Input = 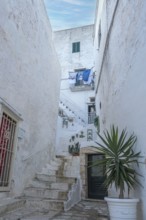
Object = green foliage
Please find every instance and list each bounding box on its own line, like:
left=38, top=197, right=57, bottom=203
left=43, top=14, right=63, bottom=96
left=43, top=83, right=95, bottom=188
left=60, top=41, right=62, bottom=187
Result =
left=79, top=131, right=85, bottom=138
left=68, top=135, right=80, bottom=156
left=68, top=142, right=80, bottom=155
left=94, top=116, right=100, bottom=133
left=94, top=125, right=142, bottom=198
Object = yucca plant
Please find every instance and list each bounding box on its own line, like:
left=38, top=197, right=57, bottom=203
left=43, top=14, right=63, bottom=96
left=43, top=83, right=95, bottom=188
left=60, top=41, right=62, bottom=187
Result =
left=94, top=125, right=141, bottom=198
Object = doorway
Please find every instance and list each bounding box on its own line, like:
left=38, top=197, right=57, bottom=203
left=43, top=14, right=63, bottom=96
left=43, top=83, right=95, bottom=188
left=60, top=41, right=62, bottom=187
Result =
left=87, top=104, right=96, bottom=124
left=87, top=154, right=107, bottom=199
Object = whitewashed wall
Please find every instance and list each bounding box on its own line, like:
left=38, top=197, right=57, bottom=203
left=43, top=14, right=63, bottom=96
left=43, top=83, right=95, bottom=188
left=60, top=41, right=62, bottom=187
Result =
left=94, top=0, right=146, bottom=219
left=53, top=25, right=95, bottom=113
left=53, top=25, right=95, bottom=156
left=0, top=0, right=61, bottom=196
left=54, top=25, right=94, bottom=75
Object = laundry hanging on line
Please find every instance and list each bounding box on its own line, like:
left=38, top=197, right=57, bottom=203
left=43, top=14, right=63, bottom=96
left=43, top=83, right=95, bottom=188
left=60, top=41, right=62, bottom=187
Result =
left=69, top=72, right=77, bottom=85
left=83, top=69, right=91, bottom=81
left=68, top=69, right=94, bottom=85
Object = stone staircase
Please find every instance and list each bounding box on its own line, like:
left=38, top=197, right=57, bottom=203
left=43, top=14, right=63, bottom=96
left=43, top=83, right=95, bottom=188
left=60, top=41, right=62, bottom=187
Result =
left=0, top=198, right=26, bottom=217
left=59, top=96, right=87, bottom=127
left=0, top=157, right=78, bottom=219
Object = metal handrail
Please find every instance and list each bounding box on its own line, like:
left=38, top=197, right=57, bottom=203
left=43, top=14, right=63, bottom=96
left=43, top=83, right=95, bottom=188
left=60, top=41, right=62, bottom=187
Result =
left=60, top=94, right=87, bottom=125
left=88, top=112, right=96, bottom=124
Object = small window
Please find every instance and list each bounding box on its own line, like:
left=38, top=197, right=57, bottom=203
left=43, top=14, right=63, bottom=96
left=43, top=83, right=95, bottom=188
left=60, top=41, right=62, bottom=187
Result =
left=90, top=97, right=95, bottom=103
left=72, top=42, right=80, bottom=53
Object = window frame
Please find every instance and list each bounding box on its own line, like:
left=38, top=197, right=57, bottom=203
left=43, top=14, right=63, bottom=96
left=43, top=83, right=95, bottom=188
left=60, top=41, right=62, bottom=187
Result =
left=0, top=100, right=21, bottom=191
left=72, top=42, right=80, bottom=53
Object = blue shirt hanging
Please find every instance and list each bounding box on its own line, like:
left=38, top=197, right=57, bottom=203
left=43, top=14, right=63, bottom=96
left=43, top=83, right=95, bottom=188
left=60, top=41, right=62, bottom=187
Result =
left=83, top=69, right=91, bottom=82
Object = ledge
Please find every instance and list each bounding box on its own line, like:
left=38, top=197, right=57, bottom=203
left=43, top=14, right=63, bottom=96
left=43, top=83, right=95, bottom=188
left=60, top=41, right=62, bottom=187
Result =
left=70, top=85, right=94, bottom=92
left=0, top=97, right=23, bottom=120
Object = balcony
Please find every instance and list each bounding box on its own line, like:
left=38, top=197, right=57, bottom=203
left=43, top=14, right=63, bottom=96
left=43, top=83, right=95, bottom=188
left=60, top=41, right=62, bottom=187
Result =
left=69, top=69, right=94, bottom=92
left=88, top=112, right=96, bottom=124
left=70, top=81, right=94, bottom=92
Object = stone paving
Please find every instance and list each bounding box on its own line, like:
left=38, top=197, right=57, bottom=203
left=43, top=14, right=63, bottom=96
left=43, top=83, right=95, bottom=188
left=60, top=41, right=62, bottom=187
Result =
left=0, top=200, right=108, bottom=220
left=51, top=200, right=108, bottom=220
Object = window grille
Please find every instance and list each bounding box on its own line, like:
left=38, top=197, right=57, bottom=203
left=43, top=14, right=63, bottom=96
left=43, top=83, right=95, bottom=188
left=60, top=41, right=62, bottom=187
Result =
left=0, top=112, right=17, bottom=189
left=88, top=104, right=96, bottom=124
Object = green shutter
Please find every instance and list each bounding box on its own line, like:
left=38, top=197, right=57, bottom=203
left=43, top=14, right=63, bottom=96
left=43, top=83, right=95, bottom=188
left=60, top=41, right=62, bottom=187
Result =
left=72, top=42, right=80, bottom=53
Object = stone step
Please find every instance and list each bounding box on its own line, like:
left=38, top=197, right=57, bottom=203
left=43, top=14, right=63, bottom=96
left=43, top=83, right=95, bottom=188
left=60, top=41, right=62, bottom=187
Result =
left=42, top=165, right=58, bottom=173
left=50, top=200, right=108, bottom=220
left=38, top=169, right=57, bottom=176
left=50, top=159, right=62, bottom=167
left=54, top=157, right=63, bottom=165
left=0, top=200, right=109, bottom=220
left=0, top=198, right=26, bottom=217
left=24, top=197, right=64, bottom=211
left=42, top=161, right=62, bottom=171
left=35, top=173, right=76, bottom=184
left=0, top=206, right=61, bottom=220
left=23, top=187, right=68, bottom=200
left=29, top=180, right=70, bottom=191
left=40, top=158, right=64, bottom=176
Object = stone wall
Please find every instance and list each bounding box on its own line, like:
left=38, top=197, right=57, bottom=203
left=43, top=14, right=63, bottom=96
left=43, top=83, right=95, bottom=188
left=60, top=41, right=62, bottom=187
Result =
left=0, top=0, right=61, bottom=196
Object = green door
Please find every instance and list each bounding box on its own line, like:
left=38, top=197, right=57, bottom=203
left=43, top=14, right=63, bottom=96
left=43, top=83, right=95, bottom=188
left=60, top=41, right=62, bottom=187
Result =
left=87, top=154, right=107, bottom=199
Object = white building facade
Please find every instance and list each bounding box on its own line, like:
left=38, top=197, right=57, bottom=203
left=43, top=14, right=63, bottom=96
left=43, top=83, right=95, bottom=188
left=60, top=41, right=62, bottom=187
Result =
left=54, top=25, right=97, bottom=156
left=94, top=0, right=146, bottom=219
left=0, top=0, right=61, bottom=198
left=53, top=25, right=109, bottom=201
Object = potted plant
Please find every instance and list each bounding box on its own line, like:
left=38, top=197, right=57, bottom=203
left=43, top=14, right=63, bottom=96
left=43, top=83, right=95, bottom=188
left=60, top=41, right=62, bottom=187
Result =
left=68, top=135, right=80, bottom=156
left=94, top=116, right=100, bottom=134
left=93, top=125, right=141, bottom=220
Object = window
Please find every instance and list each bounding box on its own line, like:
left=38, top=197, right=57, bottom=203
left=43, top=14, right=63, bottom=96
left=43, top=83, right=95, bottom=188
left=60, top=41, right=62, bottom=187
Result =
left=90, top=97, right=95, bottom=103
left=88, top=104, right=96, bottom=124
left=0, top=99, right=22, bottom=191
left=0, top=112, right=17, bottom=189
left=72, top=42, right=80, bottom=53
left=69, top=68, right=95, bottom=91
left=98, top=21, right=101, bottom=49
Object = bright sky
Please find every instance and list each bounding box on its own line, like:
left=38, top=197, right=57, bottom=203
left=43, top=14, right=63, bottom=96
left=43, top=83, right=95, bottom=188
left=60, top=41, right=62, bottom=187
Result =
left=44, top=0, right=96, bottom=31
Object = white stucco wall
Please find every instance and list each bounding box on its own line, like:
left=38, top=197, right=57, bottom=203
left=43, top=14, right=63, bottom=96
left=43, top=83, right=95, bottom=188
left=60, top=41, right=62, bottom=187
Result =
left=53, top=25, right=96, bottom=155
left=0, top=0, right=61, bottom=196
left=53, top=25, right=95, bottom=113
left=54, top=25, right=94, bottom=74
left=94, top=0, right=146, bottom=219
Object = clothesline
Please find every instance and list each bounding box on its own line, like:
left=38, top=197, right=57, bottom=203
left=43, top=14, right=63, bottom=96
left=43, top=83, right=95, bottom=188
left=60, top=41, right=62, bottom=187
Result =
left=69, top=68, right=94, bottom=86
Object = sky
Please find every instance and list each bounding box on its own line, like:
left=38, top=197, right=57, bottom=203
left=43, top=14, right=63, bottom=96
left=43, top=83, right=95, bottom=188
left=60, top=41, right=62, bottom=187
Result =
left=44, top=0, right=96, bottom=31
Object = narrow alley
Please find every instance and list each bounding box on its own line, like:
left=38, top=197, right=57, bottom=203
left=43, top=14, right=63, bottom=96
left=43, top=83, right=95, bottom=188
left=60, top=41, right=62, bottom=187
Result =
left=0, top=0, right=146, bottom=219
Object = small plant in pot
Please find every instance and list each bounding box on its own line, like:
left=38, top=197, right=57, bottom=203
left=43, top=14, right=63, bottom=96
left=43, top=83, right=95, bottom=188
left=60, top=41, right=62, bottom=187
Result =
left=93, top=125, right=142, bottom=220
left=68, top=135, right=80, bottom=156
